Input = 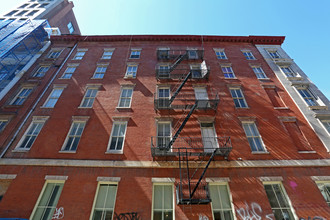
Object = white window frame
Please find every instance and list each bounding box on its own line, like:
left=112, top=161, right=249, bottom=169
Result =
left=279, top=66, right=297, bottom=78
left=209, top=182, right=235, bottom=220
left=157, top=86, right=171, bottom=109
left=30, top=180, right=65, bottom=220
left=47, top=49, right=62, bottom=59
left=229, top=88, right=248, bottom=108
left=15, top=116, right=48, bottom=151
left=101, top=49, right=114, bottom=60
left=187, top=49, right=198, bottom=59
left=263, top=181, right=297, bottom=220
left=60, top=65, right=78, bottom=79
left=315, top=181, right=330, bottom=207
left=73, top=49, right=87, bottom=60
left=221, top=65, right=235, bottom=79
left=107, top=121, right=128, bottom=153
left=89, top=181, right=118, bottom=220
left=268, top=50, right=280, bottom=59
left=296, top=87, right=318, bottom=107
left=42, top=86, right=65, bottom=108
left=79, top=86, right=99, bottom=108
left=33, top=65, right=50, bottom=77
left=118, top=86, right=133, bottom=108
left=125, top=64, right=138, bottom=78
left=61, top=119, right=87, bottom=153
left=92, top=65, right=108, bottom=79
left=11, top=87, right=33, bottom=105
left=156, top=121, right=172, bottom=149
left=129, top=49, right=141, bottom=59
left=242, top=50, right=255, bottom=60
left=241, top=121, right=267, bottom=153
left=214, top=48, right=227, bottom=59
left=0, top=119, right=9, bottom=132
left=151, top=183, right=175, bottom=220
left=251, top=66, right=267, bottom=79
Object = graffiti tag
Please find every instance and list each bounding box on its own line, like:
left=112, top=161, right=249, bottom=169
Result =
left=52, top=207, right=64, bottom=219
left=198, top=214, right=209, bottom=220
left=236, top=202, right=274, bottom=220
left=114, top=212, right=141, bottom=220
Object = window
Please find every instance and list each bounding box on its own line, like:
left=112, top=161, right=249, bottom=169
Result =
left=91, top=183, right=118, bottom=220
left=242, top=51, right=255, bottom=60
left=19, top=4, right=29, bottom=8
left=61, top=121, right=86, bottom=152
left=101, top=49, right=114, bottom=59
left=321, top=121, right=330, bottom=134
left=316, top=182, right=330, bottom=207
left=157, top=87, right=170, bottom=108
left=158, top=48, right=169, bottom=59
left=280, top=66, right=296, bottom=77
left=80, top=88, right=98, bottom=108
left=28, top=3, right=39, bottom=8
left=43, top=87, right=64, bottom=108
left=5, top=10, right=18, bottom=16
left=221, top=66, right=235, bottom=78
left=229, top=88, right=247, bottom=108
left=152, top=184, right=174, bottom=220
left=130, top=50, right=141, bottom=59
left=214, top=49, right=227, bottom=59
left=263, top=183, right=295, bottom=219
left=33, top=66, right=49, bottom=77
left=209, top=184, right=234, bottom=220
left=118, top=87, right=133, bottom=108
left=61, top=66, right=76, bottom=79
left=108, top=121, right=127, bottom=152
left=11, top=87, right=33, bottom=105
left=242, top=122, right=266, bottom=152
left=190, top=64, right=203, bottom=78
left=252, top=66, right=267, bottom=79
left=26, top=10, right=38, bottom=16
left=269, top=51, right=280, bottom=59
left=47, top=49, right=62, bottom=59
left=30, top=182, right=64, bottom=220
left=67, top=22, right=74, bottom=34
left=92, top=65, right=107, bottom=79
left=125, top=65, right=138, bottom=78
left=73, top=51, right=86, bottom=60
left=297, top=88, right=318, bottom=106
left=16, top=10, right=28, bottom=16
left=157, top=122, right=171, bottom=149
left=39, top=3, right=49, bottom=8
left=187, top=50, right=198, bottom=59
left=16, top=117, right=47, bottom=150
left=0, top=120, right=8, bottom=132
left=158, top=65, right=170, bottom=78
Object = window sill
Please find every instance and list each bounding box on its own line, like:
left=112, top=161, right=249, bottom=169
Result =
left=58, top=78, right=71, bottom=80
left=116, top=107, right=132, bottom=110
left=105, top=150, right=123, bottom=154
left=309, top=106, right=328, bottom=110
left=258, top=78, right=270, bottom=81
left=235, top=107, right=250, bottom=109
left=129, top=57, right=140, bottom=59
left=78, top=106, right=93, bottom=109
left=286, top=76, right=303, bottom=81
left=124, top=76, right=136, bottom=79
left=251, top=151, right=270, bottom=154
left=12, top=149, right=29, bottom=153
left=274, top=107, right=289, bottom=110
left=91, top=77, right=104, bottom=80
left=59, top=150, right=76, bottom=153
left=298, top=151, right=317, bottom=154
left=40, top=106, right=54, bottom=109
left=224, top=77, right=238, bottom=80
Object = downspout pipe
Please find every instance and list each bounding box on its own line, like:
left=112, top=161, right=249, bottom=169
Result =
left=0, top=42, right=78, bottom=158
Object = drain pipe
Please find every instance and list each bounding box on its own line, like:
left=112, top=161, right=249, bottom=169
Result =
left=0, top=42, right=78, bottom=158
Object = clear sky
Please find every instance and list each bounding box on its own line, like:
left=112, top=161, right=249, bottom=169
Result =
left=1, top=0, right=329, bottom=99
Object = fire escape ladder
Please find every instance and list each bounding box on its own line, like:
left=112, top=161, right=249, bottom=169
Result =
left=170, top=53, right=188, bottom=72
left=169, top=71, right=192, bottom=104
left=189, top=148, right=217, bottom=199
left=167, top=102, right=197, bottom=150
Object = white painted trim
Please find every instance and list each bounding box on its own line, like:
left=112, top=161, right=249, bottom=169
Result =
left=259, top=176, right=283, bottom=182
left=0, top=174, right=17, bottom=179
left=45, top=175, right=68, bottom=180
left=0, top=158, right=330, bottom=168
left=152, top=178, right=175, bottom=183
left=206, top=177, right=230, bottom=183
left=311, top=176, right=330, bottom=181
left=97, top=177, right=121, bottom=182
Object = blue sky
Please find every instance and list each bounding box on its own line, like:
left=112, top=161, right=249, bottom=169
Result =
left=1, top=0, right=329, bottom=99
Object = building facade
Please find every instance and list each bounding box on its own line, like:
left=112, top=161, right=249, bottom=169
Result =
left=0, top=35, right=329, bottom=220
left=0, top=0, right=80, bottom=35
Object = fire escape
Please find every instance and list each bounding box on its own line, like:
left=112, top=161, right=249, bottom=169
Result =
left=151, top=48, right=232, bottom=205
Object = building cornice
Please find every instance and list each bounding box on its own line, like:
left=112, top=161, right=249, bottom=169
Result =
left=0, top=158, right=328, bottom=169
left=51, top=35, right=285, bottom=45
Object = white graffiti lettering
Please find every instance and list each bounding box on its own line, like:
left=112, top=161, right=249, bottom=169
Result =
left=52, top=207, right=64, bottom=219
left=299, top=217, right=326, bottom=220
left=236, top=202, right=274, bottom=220
left=198, top=214, right=209, bottom=220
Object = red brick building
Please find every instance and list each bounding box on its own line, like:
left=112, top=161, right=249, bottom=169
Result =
left=0, top=35, right=329, bottom=220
